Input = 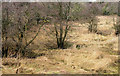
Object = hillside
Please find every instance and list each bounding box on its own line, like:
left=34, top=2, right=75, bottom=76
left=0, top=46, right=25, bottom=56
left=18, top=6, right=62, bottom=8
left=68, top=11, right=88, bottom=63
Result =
left=2, top=16, right=119, bottom=74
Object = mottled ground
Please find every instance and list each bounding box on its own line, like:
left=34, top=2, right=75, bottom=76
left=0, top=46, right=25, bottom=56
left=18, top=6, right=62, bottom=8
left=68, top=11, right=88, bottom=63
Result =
left=2, top=16, right=119, bottom=74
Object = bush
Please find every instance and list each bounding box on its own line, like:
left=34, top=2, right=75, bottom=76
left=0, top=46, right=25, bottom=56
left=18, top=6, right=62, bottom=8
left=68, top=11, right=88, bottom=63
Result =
left=114, top=24, right=120, bottom=36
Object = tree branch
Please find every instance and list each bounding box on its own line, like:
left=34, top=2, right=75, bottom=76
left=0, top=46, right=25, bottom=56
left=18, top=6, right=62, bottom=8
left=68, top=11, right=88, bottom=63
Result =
left=23, top=24, right=44, bottom=50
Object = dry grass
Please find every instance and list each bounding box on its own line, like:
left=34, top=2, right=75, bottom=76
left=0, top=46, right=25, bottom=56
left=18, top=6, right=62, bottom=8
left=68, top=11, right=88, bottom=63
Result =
left=2, top=16, right=119, bottom=74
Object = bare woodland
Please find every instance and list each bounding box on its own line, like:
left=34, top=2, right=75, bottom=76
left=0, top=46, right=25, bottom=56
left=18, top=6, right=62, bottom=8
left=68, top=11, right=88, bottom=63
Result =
left=1, top=2, right=120, bottom=74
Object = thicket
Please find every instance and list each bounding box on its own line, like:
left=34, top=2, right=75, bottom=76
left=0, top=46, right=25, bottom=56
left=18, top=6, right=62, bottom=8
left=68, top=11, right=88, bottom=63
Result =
left=2, top=2, right=119, bottom=58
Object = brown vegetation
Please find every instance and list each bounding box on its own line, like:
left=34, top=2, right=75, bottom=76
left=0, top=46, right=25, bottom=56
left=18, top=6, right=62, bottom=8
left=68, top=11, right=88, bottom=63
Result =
left=1, top=2, right=120, bottom=74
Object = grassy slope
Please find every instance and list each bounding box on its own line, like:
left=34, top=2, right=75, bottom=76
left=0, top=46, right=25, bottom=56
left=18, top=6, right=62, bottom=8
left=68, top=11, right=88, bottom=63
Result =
left=2, top=16, right=119, bottom=74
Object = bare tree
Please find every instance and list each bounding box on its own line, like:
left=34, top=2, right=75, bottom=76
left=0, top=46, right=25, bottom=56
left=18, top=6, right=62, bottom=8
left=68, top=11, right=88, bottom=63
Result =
left=52, top=2, right=71, bottom=49
left=2, top=3, right=49, bottom=58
